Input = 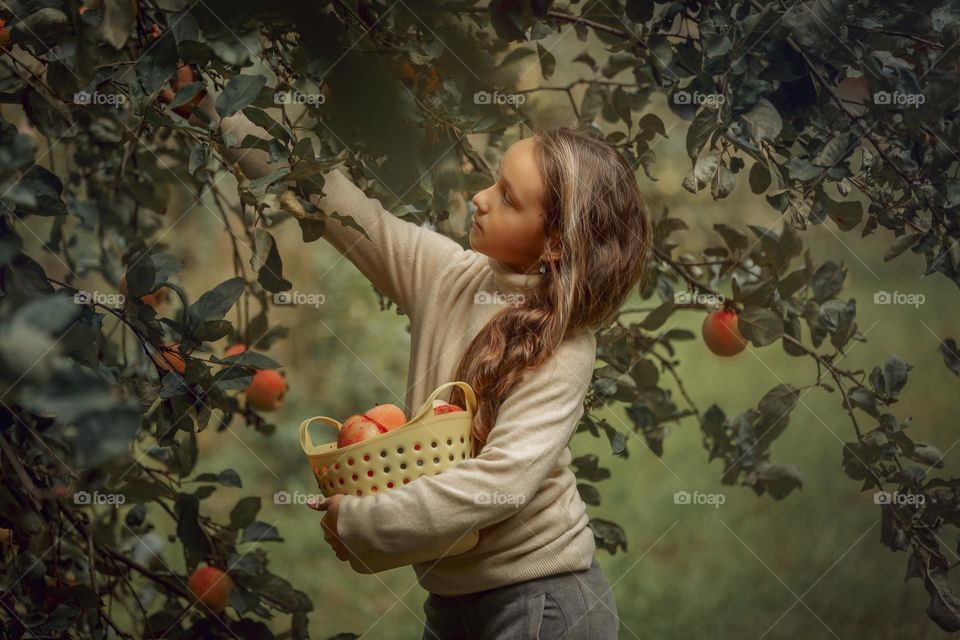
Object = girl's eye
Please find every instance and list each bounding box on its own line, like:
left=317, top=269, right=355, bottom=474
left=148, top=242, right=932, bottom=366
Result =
left=500, top=186, right=511, bottom=207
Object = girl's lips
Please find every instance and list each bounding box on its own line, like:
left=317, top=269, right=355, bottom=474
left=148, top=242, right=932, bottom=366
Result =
left=472, top=219, right=483, bottom=232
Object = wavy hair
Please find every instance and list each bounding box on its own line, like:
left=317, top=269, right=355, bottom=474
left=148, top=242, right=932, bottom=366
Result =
left=448, top=125, right=652, bottom=453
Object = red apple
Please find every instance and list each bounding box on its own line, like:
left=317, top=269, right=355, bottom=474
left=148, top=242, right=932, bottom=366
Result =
left=151, top=342, right=187, bottom=374
left=337, top=403, right=407, bottom=448
left=338, top=415, right=384, bottom=448
left=702, top=309, right=748, bottom=356
left=364, top=404, right=407, bottom=430
left=433, top=400, right=464, bottom=415
left=187, top=566, right=233, bottom=613
left=224, top=343, right=246, bottom=358
left=246, top=370, right=287, bottom=412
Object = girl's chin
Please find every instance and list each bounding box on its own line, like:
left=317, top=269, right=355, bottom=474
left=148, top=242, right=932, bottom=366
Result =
left=468, top=234, right=483, bottom=253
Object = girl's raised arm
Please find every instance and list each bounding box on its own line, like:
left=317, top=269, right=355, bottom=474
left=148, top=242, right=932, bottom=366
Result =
left=192, top=92, right=467, bottom=316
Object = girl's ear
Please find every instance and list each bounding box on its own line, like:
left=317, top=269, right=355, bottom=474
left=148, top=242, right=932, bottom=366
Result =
left=544, top=229, right=563, bottom=263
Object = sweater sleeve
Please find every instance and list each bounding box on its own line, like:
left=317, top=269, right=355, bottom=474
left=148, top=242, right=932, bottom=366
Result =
left=307, top=168, right=467, bottom=315
left=192, top=90, right=467, bottom=315
left=333, top=331, right=597, bottom=557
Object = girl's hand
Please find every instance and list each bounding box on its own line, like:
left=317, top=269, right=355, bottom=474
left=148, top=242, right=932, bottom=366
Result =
left=308, top=495, right=352, bottom=562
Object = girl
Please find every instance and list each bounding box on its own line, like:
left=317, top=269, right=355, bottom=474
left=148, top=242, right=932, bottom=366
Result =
left=194, top=91, right=651, bottom=639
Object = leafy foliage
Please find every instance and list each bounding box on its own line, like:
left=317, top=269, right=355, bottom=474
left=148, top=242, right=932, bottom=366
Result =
left=1, top=0, right=960, bottom=635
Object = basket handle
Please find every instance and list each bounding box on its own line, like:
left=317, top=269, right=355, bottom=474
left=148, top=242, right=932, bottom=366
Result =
left=407, top=381, right=477, bottom=425
left=299, top=416, right=342, bottom=455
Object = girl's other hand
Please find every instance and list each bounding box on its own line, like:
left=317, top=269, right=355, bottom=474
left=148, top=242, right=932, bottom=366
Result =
left=308, top=494, right=352, bottom=562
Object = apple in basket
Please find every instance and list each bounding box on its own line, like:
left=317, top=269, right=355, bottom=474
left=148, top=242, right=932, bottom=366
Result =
left=337, top=404, right=407, bottom=448
left=433, top=399, right=464, bottom=415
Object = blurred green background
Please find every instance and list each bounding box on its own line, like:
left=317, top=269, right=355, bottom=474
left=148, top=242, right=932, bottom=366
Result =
left=165, top=95, right=959, bottom=638
left=15, top=23, right=960, bottom=640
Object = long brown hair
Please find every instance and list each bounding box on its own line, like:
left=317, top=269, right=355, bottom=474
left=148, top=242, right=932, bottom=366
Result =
left=449, top=125, right=652, bottom=453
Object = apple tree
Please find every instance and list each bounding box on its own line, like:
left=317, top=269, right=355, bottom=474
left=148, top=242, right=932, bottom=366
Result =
left=1, top=0, right=960, bottom=636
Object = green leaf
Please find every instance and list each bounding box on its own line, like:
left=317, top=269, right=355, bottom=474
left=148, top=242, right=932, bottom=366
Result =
left=909, top=442, right=945, bottom=469
left=641, top=300, right=676, bottom=331
left=884, top=233, right=923, bottom=262
left=188, top=142, right=209, bottom=175
left=812, top=131, right=858, bottom=167
left=741, top=98, right=782, bottom=142
left=241, top=520, right=283, bottom=543
left=125, top=252, right=184, bottom=298
left=750, top=462, right=803, bottom=499
left=939, top=339, right=960, bottom=377
left=489, top=0, right=530, bottom=41
left=175, top=493, right=211, bottom=567
left=246, top=167, right=292, bottom=201
left=193, top=468, right=243, bottom=488
left=638, top=113, right=667, bottom=138
left=536, top=43, right=556, bottom=80
left=626, top=0, right=655, bottom=22
left=212, top=367, right=255, bottom=392
left=810, top=261, right=846, bottom=302
left=714, top=223, right=748, bottom=253
left=778, top=268, right=809, bottom=298
left=115, top=478, right=172, bottom=503
left=251, top=229, right=293, bottom=294
left=711, top=160, right=737, bottom=199
left=571, top=455, right=611, bottom=482
left=136, top=29, right=179, bottom=95
left=685, top=107, right=719, bottom=159
left=11, top=166, right=67, bottom=216
left=749, top=161, right=771, bottom=194
left=757, top=384, right=800, bottom=420
left=195, top=319, right=233, bottom=342
left=820, top=192, right=863, bottom=231
left=577, top=483, right=602, bottom=506
left=738, top=307, right=783, bottom=346
left=329, top=211, right=372, bottom=240
left=216, top=74, right=268, bottom=118
left=212, top=350, right=281, bottom=370
left=882, top=355, right=910, bottom=398
left=189, top=277, right=244, bottom=325
left=683, top=150, right=720, bottom=194
left=230, top=497, right=262, bottom=530
left=589, top=518, right=628, bottom=554
left=242, top=106, right=292, bottom=143
left=848, top=386, right=879, bottom=418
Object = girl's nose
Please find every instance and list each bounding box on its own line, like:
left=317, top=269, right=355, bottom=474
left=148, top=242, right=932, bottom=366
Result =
left=471, top=192, right=484, bottom=212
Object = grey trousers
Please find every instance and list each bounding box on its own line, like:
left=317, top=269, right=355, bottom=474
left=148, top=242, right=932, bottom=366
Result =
left=420, top=557, right=619, bottom=639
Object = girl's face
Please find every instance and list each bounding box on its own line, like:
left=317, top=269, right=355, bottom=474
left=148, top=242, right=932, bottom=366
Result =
left=470, top=138, right=561, bottom=273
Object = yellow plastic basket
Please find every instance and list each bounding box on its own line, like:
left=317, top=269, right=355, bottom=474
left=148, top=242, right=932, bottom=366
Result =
left=298, top=381, right=480, bottom=573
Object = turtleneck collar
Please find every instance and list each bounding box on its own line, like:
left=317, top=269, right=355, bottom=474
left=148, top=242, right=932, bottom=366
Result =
left=487, top=256, right=544, bottom=294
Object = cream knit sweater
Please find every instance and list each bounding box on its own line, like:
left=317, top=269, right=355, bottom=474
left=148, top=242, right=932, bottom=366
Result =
left=207, top=99, right=599, bottom=596
left=313, top=169, right=598, bottom=596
